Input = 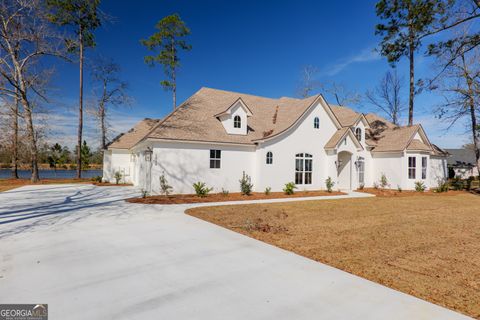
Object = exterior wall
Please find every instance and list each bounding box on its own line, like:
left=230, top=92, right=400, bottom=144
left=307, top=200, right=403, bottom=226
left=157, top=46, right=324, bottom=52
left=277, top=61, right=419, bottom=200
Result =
left=430, top=156, right=449, bottom=186
left=452, top=166, right=478, bottom=179
left=145, top=141, right=255, bottom=194
left=403, top=152, right=430, bottom=190
left=103, top=149, right=133, bottom=183
left=255, top=101, right=339, bottom=192
left=371, top=153, right=404, bottom=189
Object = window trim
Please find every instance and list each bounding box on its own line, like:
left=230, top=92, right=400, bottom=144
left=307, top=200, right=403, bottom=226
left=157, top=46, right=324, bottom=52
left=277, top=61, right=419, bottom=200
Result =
left=266, top=151, right=273, bottom=164
left=408, top=156, right=416, bottom=179
left=313, top=117, right=320, bottom=129
left=210, top=149, right=221, bottom=169
left=233, top=115, right=241, bottom=128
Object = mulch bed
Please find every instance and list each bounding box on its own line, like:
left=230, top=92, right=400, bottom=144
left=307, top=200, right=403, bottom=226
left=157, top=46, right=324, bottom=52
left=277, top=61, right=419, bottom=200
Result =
left=92, top=182, right=133, bottom=187
left=358, top=188, right=469, bottom=197
left=127, top=190, right=345, bottom=204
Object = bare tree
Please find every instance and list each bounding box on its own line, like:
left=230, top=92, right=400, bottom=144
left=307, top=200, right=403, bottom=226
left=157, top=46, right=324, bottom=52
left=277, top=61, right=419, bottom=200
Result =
left=297, top=65, right=322, bottom=98
left=0, top=0, right=62, bottom=182
left=326, top=82, right=362, bottom=106
left=365, top=70, right=405, bottom=125
left=89, top=56, right=131, bottom=150
left=431, top=29, right=480, bottom=173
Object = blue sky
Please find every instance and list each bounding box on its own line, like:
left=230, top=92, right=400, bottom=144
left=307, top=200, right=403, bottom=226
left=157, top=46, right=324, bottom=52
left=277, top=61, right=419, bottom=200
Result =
left=47, top=0, right=470, bottom=148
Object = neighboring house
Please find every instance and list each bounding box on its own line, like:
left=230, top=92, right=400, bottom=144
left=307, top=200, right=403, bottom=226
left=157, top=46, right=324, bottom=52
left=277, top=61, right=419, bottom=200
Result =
left=103, top=87, right=448, bottom=193
left=445, top=148, right=479, bottom=179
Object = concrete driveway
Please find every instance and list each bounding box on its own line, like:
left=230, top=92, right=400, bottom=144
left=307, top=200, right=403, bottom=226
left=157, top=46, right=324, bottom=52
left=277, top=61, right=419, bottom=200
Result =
left=0, top=184, right=471, bottom=319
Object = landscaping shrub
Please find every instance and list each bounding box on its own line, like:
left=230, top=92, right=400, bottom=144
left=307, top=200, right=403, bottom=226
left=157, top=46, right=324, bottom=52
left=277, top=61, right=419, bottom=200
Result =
left=193, top=182, right=213, bottom=197
left=325, top=176, right=334, bottom=193
left=221, top=188, right=229, bottom=196
left=414, top=181, right=426, bottom=192
left=435, top=179, right=449, bottom=193
left=373, top=182, right=379, bottom=189
left=451, top=177, right=464, bottom=190
left=265, top=187, right=271, bottom=195
left=397, top=185, right=402, bottom=192
left=239, top=172, right=253, bottom=195
left=159, top=174, right=173, bottom=196
left=91, top=175, right=102, bottom=183
left=358, top=183, right=364, bottom=190
left=380, top=173, right=389, bottom=189
left=283, top=182, right=297, bottom=195
left=141, top=189, right=149, bottom=198
left=114, top=171, right=123, bottom=184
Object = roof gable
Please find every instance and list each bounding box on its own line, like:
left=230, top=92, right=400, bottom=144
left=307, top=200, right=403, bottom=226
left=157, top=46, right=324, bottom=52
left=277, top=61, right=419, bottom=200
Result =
left=325, top=127, right=364, bottom=151
left=214, top=97, right=253, bottom=118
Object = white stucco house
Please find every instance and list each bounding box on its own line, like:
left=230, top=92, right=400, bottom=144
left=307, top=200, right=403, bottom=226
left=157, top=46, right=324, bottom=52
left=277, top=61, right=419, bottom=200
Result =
left=103, top=87, right=448, bottom=194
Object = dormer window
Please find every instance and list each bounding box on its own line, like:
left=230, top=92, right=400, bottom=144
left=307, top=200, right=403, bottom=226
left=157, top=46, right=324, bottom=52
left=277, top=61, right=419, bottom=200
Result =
left=314, top=117, right=320, bottom=129
left=355, top=127, right=362, bottom=142
left=234, top=115, right=241, bottom=128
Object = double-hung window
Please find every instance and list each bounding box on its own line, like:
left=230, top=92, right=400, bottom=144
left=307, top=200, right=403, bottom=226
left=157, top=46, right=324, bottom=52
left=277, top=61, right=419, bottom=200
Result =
left=210, top=150, right=221, bottom=169
left=408, top=156, right=416, bottom=179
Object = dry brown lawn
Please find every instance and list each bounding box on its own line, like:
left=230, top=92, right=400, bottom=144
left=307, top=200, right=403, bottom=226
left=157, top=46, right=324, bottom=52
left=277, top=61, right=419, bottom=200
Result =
left=186, top=193, right=480, bottom=319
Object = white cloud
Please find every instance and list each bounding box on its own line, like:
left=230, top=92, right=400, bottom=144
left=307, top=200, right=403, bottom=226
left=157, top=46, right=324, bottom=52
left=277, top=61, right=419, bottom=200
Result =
left=324, top=46, right=381, bottom=76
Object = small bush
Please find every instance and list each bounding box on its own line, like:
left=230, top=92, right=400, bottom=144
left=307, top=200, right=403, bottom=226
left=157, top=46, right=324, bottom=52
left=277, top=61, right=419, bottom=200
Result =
left=380, top=173, right=389, bottom=189
left=114, top=171, right=123, bottom=184
left=265, top=187, right=271, bottom=195
left=91, top=175, right=102, bottom=183
left=435, top=179, right=449, bottom=193
left=141, top=189, right=149, bottom=198
left=397, top=185, right=402, bottom=192
left=239, top=172, right=254, bottom=195
left=325, top=176, right=335, bottom=193
left=414, top=181, right=426, bottom=192
left=283, top=182, right=297, bottom=195
left=221, top=188, right=229, bottom=196
left=358, top=183, right=364, bottom=190
left=451, top=177, right=464, bottom=190
left=373, top=182, right=379, bottom=189
left=159, top=174, right=173, bottom=196
left=193, top=182, right=213, bottom=197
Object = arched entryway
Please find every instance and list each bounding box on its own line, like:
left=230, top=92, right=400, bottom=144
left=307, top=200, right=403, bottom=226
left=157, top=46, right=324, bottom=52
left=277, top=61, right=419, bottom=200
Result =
left=337, top=151, right=352, bottom=190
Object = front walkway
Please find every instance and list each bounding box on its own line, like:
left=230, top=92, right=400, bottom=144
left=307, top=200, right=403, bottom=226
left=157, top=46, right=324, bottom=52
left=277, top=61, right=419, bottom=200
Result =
left=0, top=184, right=471, bottom=319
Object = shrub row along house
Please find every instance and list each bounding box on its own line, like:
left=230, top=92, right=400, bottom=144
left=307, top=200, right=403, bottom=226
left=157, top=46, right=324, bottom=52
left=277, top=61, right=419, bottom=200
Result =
left=103, top=87, right=448, bottom=194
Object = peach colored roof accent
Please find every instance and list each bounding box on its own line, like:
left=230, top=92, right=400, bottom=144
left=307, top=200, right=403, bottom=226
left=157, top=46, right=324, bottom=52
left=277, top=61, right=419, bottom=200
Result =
left=107, top=118, right=160, bottom=150
left=324, top=127, right=350, bottom=149
left=407, top=139, right=432, bottom=151
left=369, top=125, right=424, bottom=152
left=146, top=87, right=319, bottom=145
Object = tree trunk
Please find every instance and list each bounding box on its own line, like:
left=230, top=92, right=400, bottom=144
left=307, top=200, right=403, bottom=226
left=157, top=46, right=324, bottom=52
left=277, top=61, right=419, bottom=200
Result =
left=172, top=39, right=176, bottom=110
left=408, top=27, right=415, bottom=126
left=173, top=72, right=176, bottom=110
left=11, top=91, right=19, bottom=179
left=76, top=27, right=84, bottom=178
left=21, top=96, right=39, bottom=183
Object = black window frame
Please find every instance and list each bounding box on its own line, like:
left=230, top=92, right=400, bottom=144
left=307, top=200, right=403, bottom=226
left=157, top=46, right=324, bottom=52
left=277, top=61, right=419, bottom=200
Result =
left=266, top=151, right=273, bottom=164
left=233, top=115, right=241, bottom=128
left=210, top=149, right=221, bottom=169
left=295, top=153, right=313, bottom=185
left=355, top=127, right=362, bottom=142
left=314, top=117, right=320, bottom=129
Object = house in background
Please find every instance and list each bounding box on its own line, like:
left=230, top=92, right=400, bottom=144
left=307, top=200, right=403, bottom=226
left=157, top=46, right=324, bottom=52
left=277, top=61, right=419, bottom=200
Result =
left=103, top=87, right=448, bottom=194
left=445, top=149, right=479, bottom=179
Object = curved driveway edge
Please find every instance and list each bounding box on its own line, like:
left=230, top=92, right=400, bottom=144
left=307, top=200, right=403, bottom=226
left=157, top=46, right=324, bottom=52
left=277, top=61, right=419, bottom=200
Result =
left=0, top=184, right=472, bottom=319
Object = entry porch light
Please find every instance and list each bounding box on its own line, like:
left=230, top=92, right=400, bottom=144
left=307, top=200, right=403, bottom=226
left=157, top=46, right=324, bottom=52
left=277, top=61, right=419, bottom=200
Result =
left=144, top=147, right=153, bottom=162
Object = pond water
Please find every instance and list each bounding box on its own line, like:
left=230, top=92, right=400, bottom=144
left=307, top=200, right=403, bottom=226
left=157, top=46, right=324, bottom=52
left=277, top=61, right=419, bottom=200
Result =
left=0, top=169, right=103, bottom=179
